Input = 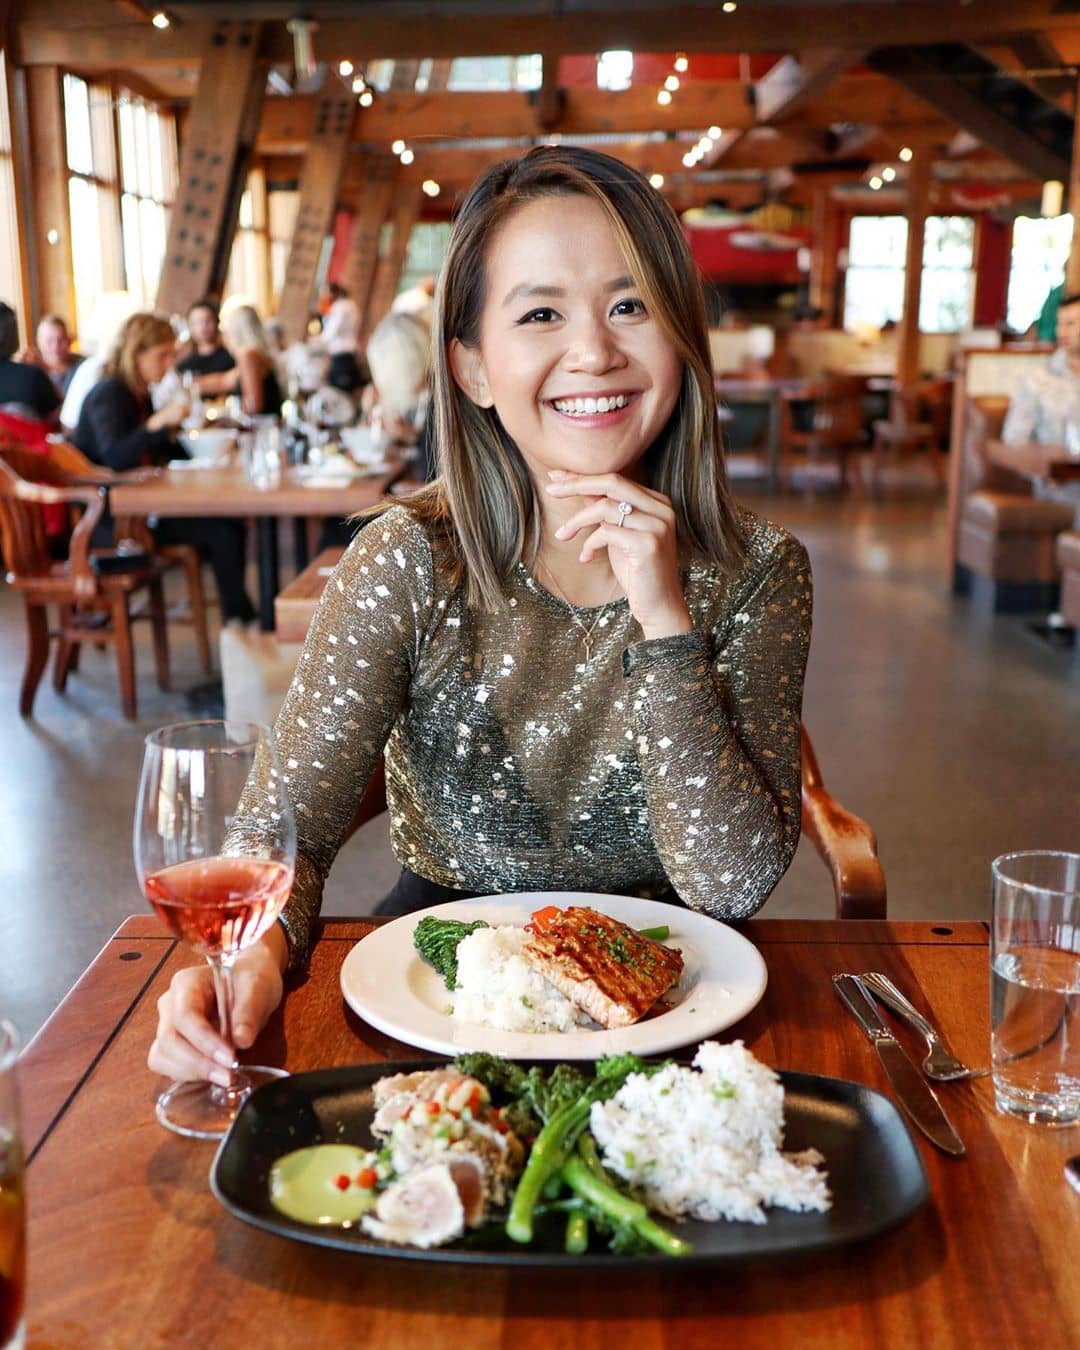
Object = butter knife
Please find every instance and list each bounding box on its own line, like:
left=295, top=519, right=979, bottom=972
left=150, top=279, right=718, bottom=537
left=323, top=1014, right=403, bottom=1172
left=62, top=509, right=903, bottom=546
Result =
left=833, top=973, right=965, bottom=1156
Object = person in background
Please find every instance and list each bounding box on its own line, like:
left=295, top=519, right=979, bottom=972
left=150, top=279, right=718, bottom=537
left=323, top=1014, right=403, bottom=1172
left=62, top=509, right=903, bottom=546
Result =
left=0, top=303, right=60, bottom=423
left=24, top=314, right=86, bottom=397
left=1002, top=291, right=1080, bottom=445
left=195, top=304, right=282, bottom=417
left=176, top=299, right=235, bottom=379
left=320, top=281, right=362, bottom=393
left=73, top=312, right=257, bottom=625
left=1032, top=280, right=1063, bottom=344
left=365, top=309, right=435, bottom=480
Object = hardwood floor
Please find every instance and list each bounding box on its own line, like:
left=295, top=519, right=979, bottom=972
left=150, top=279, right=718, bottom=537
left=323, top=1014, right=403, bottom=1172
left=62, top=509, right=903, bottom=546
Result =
left=1, top=494, right=1077, bottom=1039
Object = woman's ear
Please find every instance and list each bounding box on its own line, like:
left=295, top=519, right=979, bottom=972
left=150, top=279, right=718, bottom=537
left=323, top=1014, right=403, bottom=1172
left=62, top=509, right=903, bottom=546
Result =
left=449, top=338, right=495, bottom=408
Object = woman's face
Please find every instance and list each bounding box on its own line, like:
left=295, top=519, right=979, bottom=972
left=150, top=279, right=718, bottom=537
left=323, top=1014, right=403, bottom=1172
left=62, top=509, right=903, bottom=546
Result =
left=451, top=194, right=683, bottom=483
left=136, top=341, right=176, bottom=387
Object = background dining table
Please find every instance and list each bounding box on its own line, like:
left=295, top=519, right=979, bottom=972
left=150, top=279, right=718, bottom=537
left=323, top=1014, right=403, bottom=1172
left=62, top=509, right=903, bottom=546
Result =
left=985, top=438, right=1080, bottom=486
left=110, top=460, right=402, bottom=629
left=19, top=915, right=1079, bottom=1348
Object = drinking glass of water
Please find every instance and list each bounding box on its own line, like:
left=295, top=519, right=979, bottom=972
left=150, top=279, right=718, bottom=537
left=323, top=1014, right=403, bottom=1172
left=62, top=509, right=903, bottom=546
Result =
left=0, top=1020, right=24, bottom=1350
left=991, top=850, right=1080, bottom=1125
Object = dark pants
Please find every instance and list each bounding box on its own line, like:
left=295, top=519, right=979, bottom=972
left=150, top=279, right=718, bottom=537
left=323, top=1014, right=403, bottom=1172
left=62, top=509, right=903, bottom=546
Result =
left=153, top=517, right=256, bottom=623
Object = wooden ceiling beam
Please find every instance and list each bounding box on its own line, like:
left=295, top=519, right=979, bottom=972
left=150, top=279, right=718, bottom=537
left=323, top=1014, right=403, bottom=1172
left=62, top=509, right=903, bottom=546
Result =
left=255, top=78, right=944, bottom=155
left=17, top=1, right=1080, bottom=66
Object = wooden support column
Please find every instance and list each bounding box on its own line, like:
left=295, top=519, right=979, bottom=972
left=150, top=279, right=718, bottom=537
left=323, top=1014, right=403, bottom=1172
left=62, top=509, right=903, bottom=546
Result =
left=156, top=21, right=265, bottom=316
left=1065, top=71, right=1080, bottom=292
left=362, top=185, right=420, bottom=339
left=341, top=156, right=396, bottom=324
left=275, top=75, right=356, bottom=343
left=22, top=65, right=74, bottom=327
left=809, top=186, right=839, bottom=324
left=896, top=151, right=931, bottom=390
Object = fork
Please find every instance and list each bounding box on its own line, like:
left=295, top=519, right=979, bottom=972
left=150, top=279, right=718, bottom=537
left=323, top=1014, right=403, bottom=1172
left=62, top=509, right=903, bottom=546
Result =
left=860, top=972, right=990, bottom=1081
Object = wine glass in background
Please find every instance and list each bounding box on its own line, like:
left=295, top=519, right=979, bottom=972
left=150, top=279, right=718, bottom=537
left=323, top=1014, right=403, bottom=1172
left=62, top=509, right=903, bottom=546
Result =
left=134, top=720, right=297, bottom=1139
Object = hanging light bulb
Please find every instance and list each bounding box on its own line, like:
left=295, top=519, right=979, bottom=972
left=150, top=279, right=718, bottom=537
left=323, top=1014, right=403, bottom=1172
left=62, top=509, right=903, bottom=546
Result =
left=674, top=55, right=688, bottom=74
left=665, top=74, right=680, bottom=92
left=392, top=139, right=406, bottom=155
left=898, top=146, right=913, bottom=162
left=400, top=148, right=415, bottom=165
left=650, top=172, right=665, bottom=188
left=286, top=18, right=317, bottom=82
left=338, top=60, right=353, bottom=77
left=699, top=136, right=713, bottom=152
left=868, top=175, right=883, bottom=190
left=881, top=166, right=896, bottom=182
left=708, top=125, right=722, bottom=139
left=359, top=90, right=374, bottom=107
left=151, top=11, right=171, bottom=29
left=657, top=89, right=672, bottom=106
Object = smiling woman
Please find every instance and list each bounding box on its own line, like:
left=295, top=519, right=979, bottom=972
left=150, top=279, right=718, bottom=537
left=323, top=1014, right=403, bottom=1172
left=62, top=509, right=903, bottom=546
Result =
left=149, top=146, right=813, bottom=1089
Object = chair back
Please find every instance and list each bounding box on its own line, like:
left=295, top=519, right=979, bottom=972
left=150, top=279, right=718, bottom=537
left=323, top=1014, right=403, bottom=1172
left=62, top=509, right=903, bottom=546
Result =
left=0, top=446, right=102, bottom=590
left=810, top=374, right=865, bottom=445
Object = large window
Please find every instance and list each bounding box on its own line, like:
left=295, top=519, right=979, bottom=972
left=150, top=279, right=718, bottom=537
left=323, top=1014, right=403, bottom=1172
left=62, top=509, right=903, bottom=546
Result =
left=843, top=215, right=975, bottom=333
left=268, top=190, right=300, bottom=307
left=64, top=74, right=123, bottom=342
left=1006, top=214, right=1073, bottom=334
left=117, top=93, right=177, bottom=310
left=0, top=53, right=24, bottom=331
left=224, top=169, right=271, bottom=314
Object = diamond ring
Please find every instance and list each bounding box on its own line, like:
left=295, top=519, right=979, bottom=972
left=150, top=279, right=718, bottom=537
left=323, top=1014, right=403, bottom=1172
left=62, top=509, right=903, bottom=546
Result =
left=616, top=501, right=633, bottom=527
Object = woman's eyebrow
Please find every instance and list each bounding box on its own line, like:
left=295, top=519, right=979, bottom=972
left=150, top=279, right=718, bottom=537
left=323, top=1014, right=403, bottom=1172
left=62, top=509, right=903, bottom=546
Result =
left=501, top=275, right=637, bottom=307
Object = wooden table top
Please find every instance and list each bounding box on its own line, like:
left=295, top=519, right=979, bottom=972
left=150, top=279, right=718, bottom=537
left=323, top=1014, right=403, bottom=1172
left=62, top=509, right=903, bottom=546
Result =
left=110, top=461, right=403, bottom=518
left=275, top=546, right=346, bottom=643
left=20, top=916, right=1080, bottom=1348
left=986, top=438, right=1080, bottom=484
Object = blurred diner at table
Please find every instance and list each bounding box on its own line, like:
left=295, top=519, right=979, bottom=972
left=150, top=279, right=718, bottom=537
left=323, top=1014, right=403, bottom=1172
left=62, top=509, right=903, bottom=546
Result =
left=175, top=298, right=235, bottom=380
left=192, top=304, right=283, bottom=418
left=1002, top=291, right=1080, bottom=446
left=71, top=311, right=257, bottom=626
left=0, top=303, right=60, bottom=424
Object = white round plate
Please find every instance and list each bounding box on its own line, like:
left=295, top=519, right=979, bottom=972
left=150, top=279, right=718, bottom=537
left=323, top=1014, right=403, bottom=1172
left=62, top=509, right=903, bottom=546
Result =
left=340, top=892, right=767, bottom=1060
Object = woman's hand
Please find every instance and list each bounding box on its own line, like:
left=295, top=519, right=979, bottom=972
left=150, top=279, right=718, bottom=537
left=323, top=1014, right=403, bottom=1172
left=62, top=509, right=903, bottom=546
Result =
left=545, top=470, right=694, bottom=641
left=147, top=926, right=287, bottom=1085
left=147, top=398, right=189, bottom=432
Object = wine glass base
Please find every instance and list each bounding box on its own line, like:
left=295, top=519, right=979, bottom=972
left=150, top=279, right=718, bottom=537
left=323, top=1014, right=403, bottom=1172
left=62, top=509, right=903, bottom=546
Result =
left=155, top=1064, right=290, bottom=1140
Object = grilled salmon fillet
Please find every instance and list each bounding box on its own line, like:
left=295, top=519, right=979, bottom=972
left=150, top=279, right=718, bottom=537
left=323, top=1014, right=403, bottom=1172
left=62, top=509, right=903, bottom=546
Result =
left=521, top=907, right=683, bottom=1029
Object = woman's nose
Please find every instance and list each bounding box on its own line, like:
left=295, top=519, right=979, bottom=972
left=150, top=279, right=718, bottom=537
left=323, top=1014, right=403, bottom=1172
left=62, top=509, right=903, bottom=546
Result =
left=562, top=316, right=626, bottom=373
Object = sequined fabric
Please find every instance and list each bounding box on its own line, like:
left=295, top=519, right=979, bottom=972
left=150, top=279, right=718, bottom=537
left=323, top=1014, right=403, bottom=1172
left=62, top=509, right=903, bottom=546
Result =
left=258, top=504, right=812, bottom=972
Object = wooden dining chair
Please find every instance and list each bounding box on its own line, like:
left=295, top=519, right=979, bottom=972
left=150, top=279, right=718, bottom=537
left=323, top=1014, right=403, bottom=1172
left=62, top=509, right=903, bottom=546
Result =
left=870, top=379, right=950, bottom=494
left=779, top=374, right=868, bottom=495
left=341, top=726, right=886, bottom=920
left=42, top=439, right=213, bottom=673
left=0, top=446, right=170, bottom=719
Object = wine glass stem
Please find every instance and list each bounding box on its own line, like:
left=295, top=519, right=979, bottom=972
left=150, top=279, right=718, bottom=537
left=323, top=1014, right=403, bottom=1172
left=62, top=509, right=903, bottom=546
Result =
left=207, top=954, right=239, bottom=1088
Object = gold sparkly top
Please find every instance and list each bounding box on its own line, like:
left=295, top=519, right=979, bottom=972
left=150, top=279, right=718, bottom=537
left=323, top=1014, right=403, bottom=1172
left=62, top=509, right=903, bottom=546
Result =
left=257, top=504, right=812, bottom=972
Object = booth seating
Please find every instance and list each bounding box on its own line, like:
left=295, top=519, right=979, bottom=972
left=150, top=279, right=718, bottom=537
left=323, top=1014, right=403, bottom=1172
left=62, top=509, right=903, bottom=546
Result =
left=1058, top=531, right=1080, bottom=630
left=950, top=390, right=1074, bottom=611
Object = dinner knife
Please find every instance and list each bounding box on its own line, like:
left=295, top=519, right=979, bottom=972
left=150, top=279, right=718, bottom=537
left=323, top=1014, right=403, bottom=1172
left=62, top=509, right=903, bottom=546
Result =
left=833, top=974, right=965, bottom=1157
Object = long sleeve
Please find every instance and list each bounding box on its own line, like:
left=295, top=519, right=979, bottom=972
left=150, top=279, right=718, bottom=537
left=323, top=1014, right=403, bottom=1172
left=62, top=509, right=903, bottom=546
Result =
left=1001, top=375, right=1040, bottom=446
left=238, top=509, right=436, bottom=971
left=621, top=532, right=812, bottom=919
left=74, top=381, right=174, bottom=470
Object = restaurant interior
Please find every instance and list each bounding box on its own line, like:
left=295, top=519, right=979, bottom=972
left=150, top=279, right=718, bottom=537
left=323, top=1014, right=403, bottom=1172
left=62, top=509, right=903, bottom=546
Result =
left=0, top=1, right=1077, bottom=1344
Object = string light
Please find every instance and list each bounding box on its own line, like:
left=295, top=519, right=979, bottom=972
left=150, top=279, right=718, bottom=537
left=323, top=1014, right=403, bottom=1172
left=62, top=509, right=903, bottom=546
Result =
left=400, top=148, right=415, bottom=165
left=708, top=125, right=722, bottom=139
left=359, top=90, right=374, bottom=107
left=422, top=179, right=440, bottom=197
left=882, top=166, right=896, bottom=182
left=338, top=60, right=353, bottom=77
left=899, top=146, right=913, bottom=162
left=657, top=89, right=672, bottom=106
left=665, top=74, right=680, bottom=91
left=649, top=172, right=665, bottom=188
left=722, top=1, right=737, bottom=10
left=682, top=153, right=696, bottom=168
left=674, top=55, right=688, bottom=74
left=151, top=10, right=170, bottom=28
left=392, top=139, right=406, bottom=155
left=868, top=175, right=883, bottom=190
left=352, top=76, right=366, bottom=93
left=699, top=136, right=713, bottom=152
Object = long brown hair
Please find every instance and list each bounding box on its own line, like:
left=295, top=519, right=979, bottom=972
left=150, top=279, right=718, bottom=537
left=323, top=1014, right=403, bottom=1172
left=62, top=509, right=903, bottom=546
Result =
left=396, top=146, right=746, bottom=610
left=103, top=312, right=175, bottom=397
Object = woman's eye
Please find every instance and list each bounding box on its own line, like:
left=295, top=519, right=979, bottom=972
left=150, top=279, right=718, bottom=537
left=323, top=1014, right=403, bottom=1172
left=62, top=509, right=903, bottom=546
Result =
left=517, top=307, right=559, bottom=325
left=612, top=298, right=647, bottom=317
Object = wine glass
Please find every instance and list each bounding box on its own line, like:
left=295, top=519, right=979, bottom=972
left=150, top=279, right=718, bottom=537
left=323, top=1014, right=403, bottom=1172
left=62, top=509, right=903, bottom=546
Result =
left=134, top=720, right=297, bottom=1139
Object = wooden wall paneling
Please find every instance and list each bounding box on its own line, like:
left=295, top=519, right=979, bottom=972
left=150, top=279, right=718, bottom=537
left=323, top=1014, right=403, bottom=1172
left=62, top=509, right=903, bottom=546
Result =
left=896, top=152, right=932, bottom=390
left=341, top=155, right=396, bottom=325
left=1066, top=70, right=1080, bottom=293
left=362, top=185, right=420, bottom=340
left=23, top=64, right=74, bottom=328
left=155, top=21, right=265, bottom=316
left=275, top=76, right=356, bottom=343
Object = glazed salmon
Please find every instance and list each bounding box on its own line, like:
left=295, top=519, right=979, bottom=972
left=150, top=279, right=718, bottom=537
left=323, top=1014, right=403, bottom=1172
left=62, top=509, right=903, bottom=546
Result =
left=521, top=907, right=683, bottom=1029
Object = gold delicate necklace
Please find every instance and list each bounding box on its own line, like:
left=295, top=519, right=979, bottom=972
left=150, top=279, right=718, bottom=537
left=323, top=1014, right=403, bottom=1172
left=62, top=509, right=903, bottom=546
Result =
left=535, top=557, right=622, bottom=663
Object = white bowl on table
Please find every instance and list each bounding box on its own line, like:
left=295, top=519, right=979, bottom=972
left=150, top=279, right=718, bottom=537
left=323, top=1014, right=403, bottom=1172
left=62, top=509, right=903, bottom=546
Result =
left=178, top=428, right=235, bottom=463
left=340, top=425, right=392, bottom=465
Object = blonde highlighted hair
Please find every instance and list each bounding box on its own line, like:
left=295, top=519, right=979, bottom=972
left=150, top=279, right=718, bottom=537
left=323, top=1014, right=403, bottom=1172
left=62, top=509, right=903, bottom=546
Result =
left=104, top=312, right=175, bottom=395
left=394, top=146, right=746, bottom=610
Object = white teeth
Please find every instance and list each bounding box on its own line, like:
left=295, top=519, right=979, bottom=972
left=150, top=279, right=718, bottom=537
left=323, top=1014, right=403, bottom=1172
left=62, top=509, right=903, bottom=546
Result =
left=552, top=394, right=631, bottom=416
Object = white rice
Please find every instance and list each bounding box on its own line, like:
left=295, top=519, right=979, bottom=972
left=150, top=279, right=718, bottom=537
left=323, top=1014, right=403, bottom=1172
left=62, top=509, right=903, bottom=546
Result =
left=452, top=926, right=588, bottom=1034
left=589, top=1040, right=831, bottom=1224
